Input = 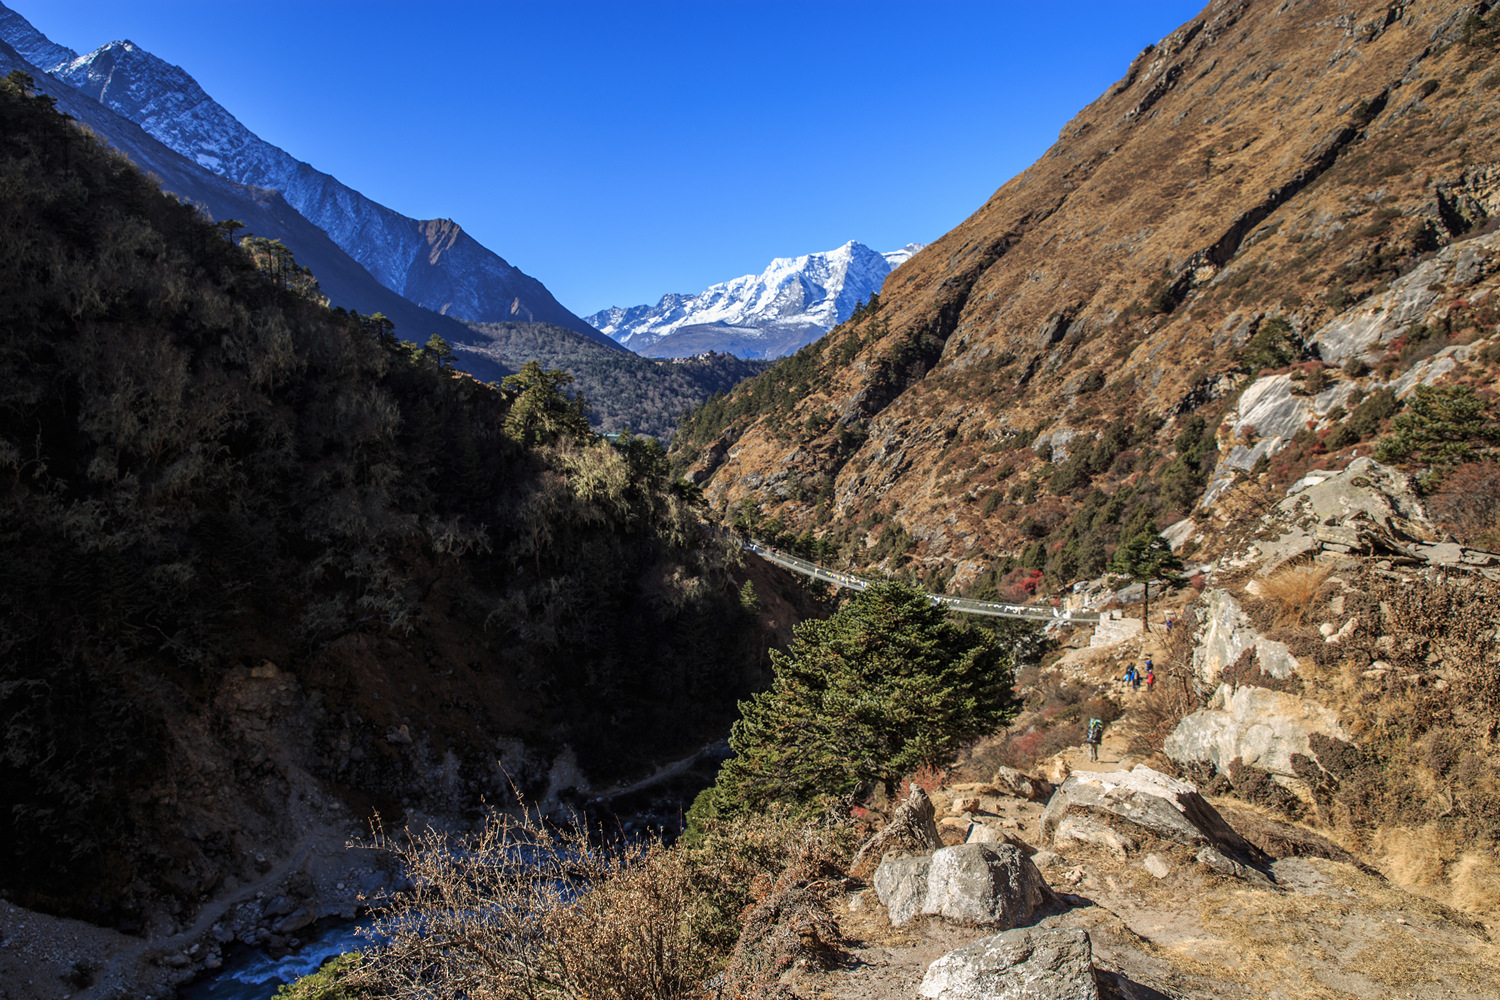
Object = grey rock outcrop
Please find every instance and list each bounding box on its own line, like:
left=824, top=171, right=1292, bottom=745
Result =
left=874, top=844, right=1051, bottom=929
left=1310, top=231, right=1498, bottom=363
left=1040, top=765, right=1255, bottom=858
left=1265, top=458, right=1433, bottom=556
left=1192, top=588, right=1300, bottom=687
left=919, top=926, right=1098, bottom=1000
left=1164, top=683, right=1350, bottom=801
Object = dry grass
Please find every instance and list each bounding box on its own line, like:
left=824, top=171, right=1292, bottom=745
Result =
left=1373, top=824, right=1500, bottom=919
left=1255, top=560, right=1334, bottom=627
left=346, top=805, right=845, bottom=1000
left=1189, top=858, right=1500, bottom=997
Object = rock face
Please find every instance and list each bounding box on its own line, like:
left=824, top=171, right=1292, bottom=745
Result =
left=919, top=926, right=1098, bottom=1000
left=1261, top=458, right=1435, bottom=558
left=1040, top=766, right=1254, bottom=858
left=1165, top=684, right=1350, bottom=801
left=1192, top=588, right=1300, bottom=688
left=1311, top=233, right=1499, bottom=363
left=874, top=844, right=1051, bottom=929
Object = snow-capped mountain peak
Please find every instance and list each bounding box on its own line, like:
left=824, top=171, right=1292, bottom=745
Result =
left=0, top=3, right=75, bottom=72
left=586, top=240, right=924, bottom=359
left=0, top=2, right=606, bottom=342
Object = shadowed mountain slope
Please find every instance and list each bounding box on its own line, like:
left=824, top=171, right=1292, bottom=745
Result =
left=0, top=37, right=505, bottom=371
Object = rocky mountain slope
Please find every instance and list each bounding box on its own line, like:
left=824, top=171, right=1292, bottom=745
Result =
left=588, top=241, right=922, bottom=359
left=0, top=2, right=610, bottom=344
left=673, top=0, right=1500, bottom=595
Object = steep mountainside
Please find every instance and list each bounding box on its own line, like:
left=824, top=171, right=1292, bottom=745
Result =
left=0, top=37, right=761, bottom=444
left=0, top=75, right=787, bottom=934
left=0, top=2, right=611, bottom=344
left=589, top=241, right=922, bottom=359
left=0, top=39, right=503, bottom=370
left=674, top=0, right=1500, bottom=594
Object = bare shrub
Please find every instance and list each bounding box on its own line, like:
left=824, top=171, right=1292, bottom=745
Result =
left=715, top=833, right=851, bottom=998
left=1255, top=560, right=1334, bottom=627
left=348, top=805, right=839, bottom=1000
left=1375, top=572, right=1500, bottom=714
left=1425, top=462, right=1500, bottom=549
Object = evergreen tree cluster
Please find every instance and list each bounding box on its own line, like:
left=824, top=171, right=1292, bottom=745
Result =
left=693, top=582, right=1028, bottom=821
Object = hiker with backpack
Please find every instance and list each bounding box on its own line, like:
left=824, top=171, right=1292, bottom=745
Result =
left=1084, top=717, right=1104, bottom=761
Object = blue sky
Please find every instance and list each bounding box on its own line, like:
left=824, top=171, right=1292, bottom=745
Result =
left=17, top=1, right=1205, bottom=317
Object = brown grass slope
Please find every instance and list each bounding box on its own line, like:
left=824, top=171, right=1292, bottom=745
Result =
left=677, top=0, right=1500, bottom=581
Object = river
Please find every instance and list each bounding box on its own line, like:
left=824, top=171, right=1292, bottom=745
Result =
left=178, top=919, right=372, bottom=1000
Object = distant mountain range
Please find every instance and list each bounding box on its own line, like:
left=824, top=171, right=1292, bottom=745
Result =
left=587, top=241, right=923, bottom=359
left=0, top=2, right=611, bottom=347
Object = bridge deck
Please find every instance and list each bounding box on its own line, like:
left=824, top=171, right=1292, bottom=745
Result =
left=741, top=540, right=1100, bottom=625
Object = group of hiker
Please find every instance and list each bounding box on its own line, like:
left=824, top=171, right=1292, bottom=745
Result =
left=1082, top=655, right=1156, bottom=762
left=1122, top=656, right=1154, bottom=692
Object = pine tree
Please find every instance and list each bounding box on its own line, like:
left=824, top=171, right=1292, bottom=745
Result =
left=500, top=361, right=592, bottom=447
left=1375, top=384, right=1500, bottom=469
left=1111, top=528, right=1184, bottom=633
left=703, top=582, right=1026, bottom=815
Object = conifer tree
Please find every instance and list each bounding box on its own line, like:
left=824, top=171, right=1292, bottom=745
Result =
left=1375, top=384, right=1499, bottom=470
left=500, top=361, right=591, bottom=447
left=1111, top=528, right=1184, bottom=632
left=704, top=582, right=1025, bottom=815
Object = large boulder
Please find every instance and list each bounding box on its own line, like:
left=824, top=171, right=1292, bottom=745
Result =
left=871, top=855, right=931, bottom=927
left=919, top=926, right=1098, bottom=1000
left=1164, top=683, right=1350, bottom=801
left=874, top=843, right=1051, bottom=929
left=1039, top=765, right=1255, bottom=858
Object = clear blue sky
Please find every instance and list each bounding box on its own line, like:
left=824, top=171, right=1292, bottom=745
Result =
left=16, top=1, right=1205, bottom=317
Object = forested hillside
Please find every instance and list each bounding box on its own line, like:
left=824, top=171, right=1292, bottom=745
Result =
left=0, top=71, right=769, bottom=923
left=453, top=321, right=770, bottom=440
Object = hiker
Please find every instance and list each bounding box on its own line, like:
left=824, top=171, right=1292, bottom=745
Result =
left=1122, top=665, right=1136, bottom=688
left=1165, top=614, right=1173, bottom=634
left=1145, top=664, right=1156, bottom=691
left=1085, top=717, right=1104, bottom=761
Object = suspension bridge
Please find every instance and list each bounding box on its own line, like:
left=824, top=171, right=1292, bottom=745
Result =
left=741, top=539, right=1102, bottom=626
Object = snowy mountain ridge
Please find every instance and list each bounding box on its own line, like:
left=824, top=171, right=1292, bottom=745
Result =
left=0, top=3, right=608, bottom=344
left=587, top=241, right=923, bottom=359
